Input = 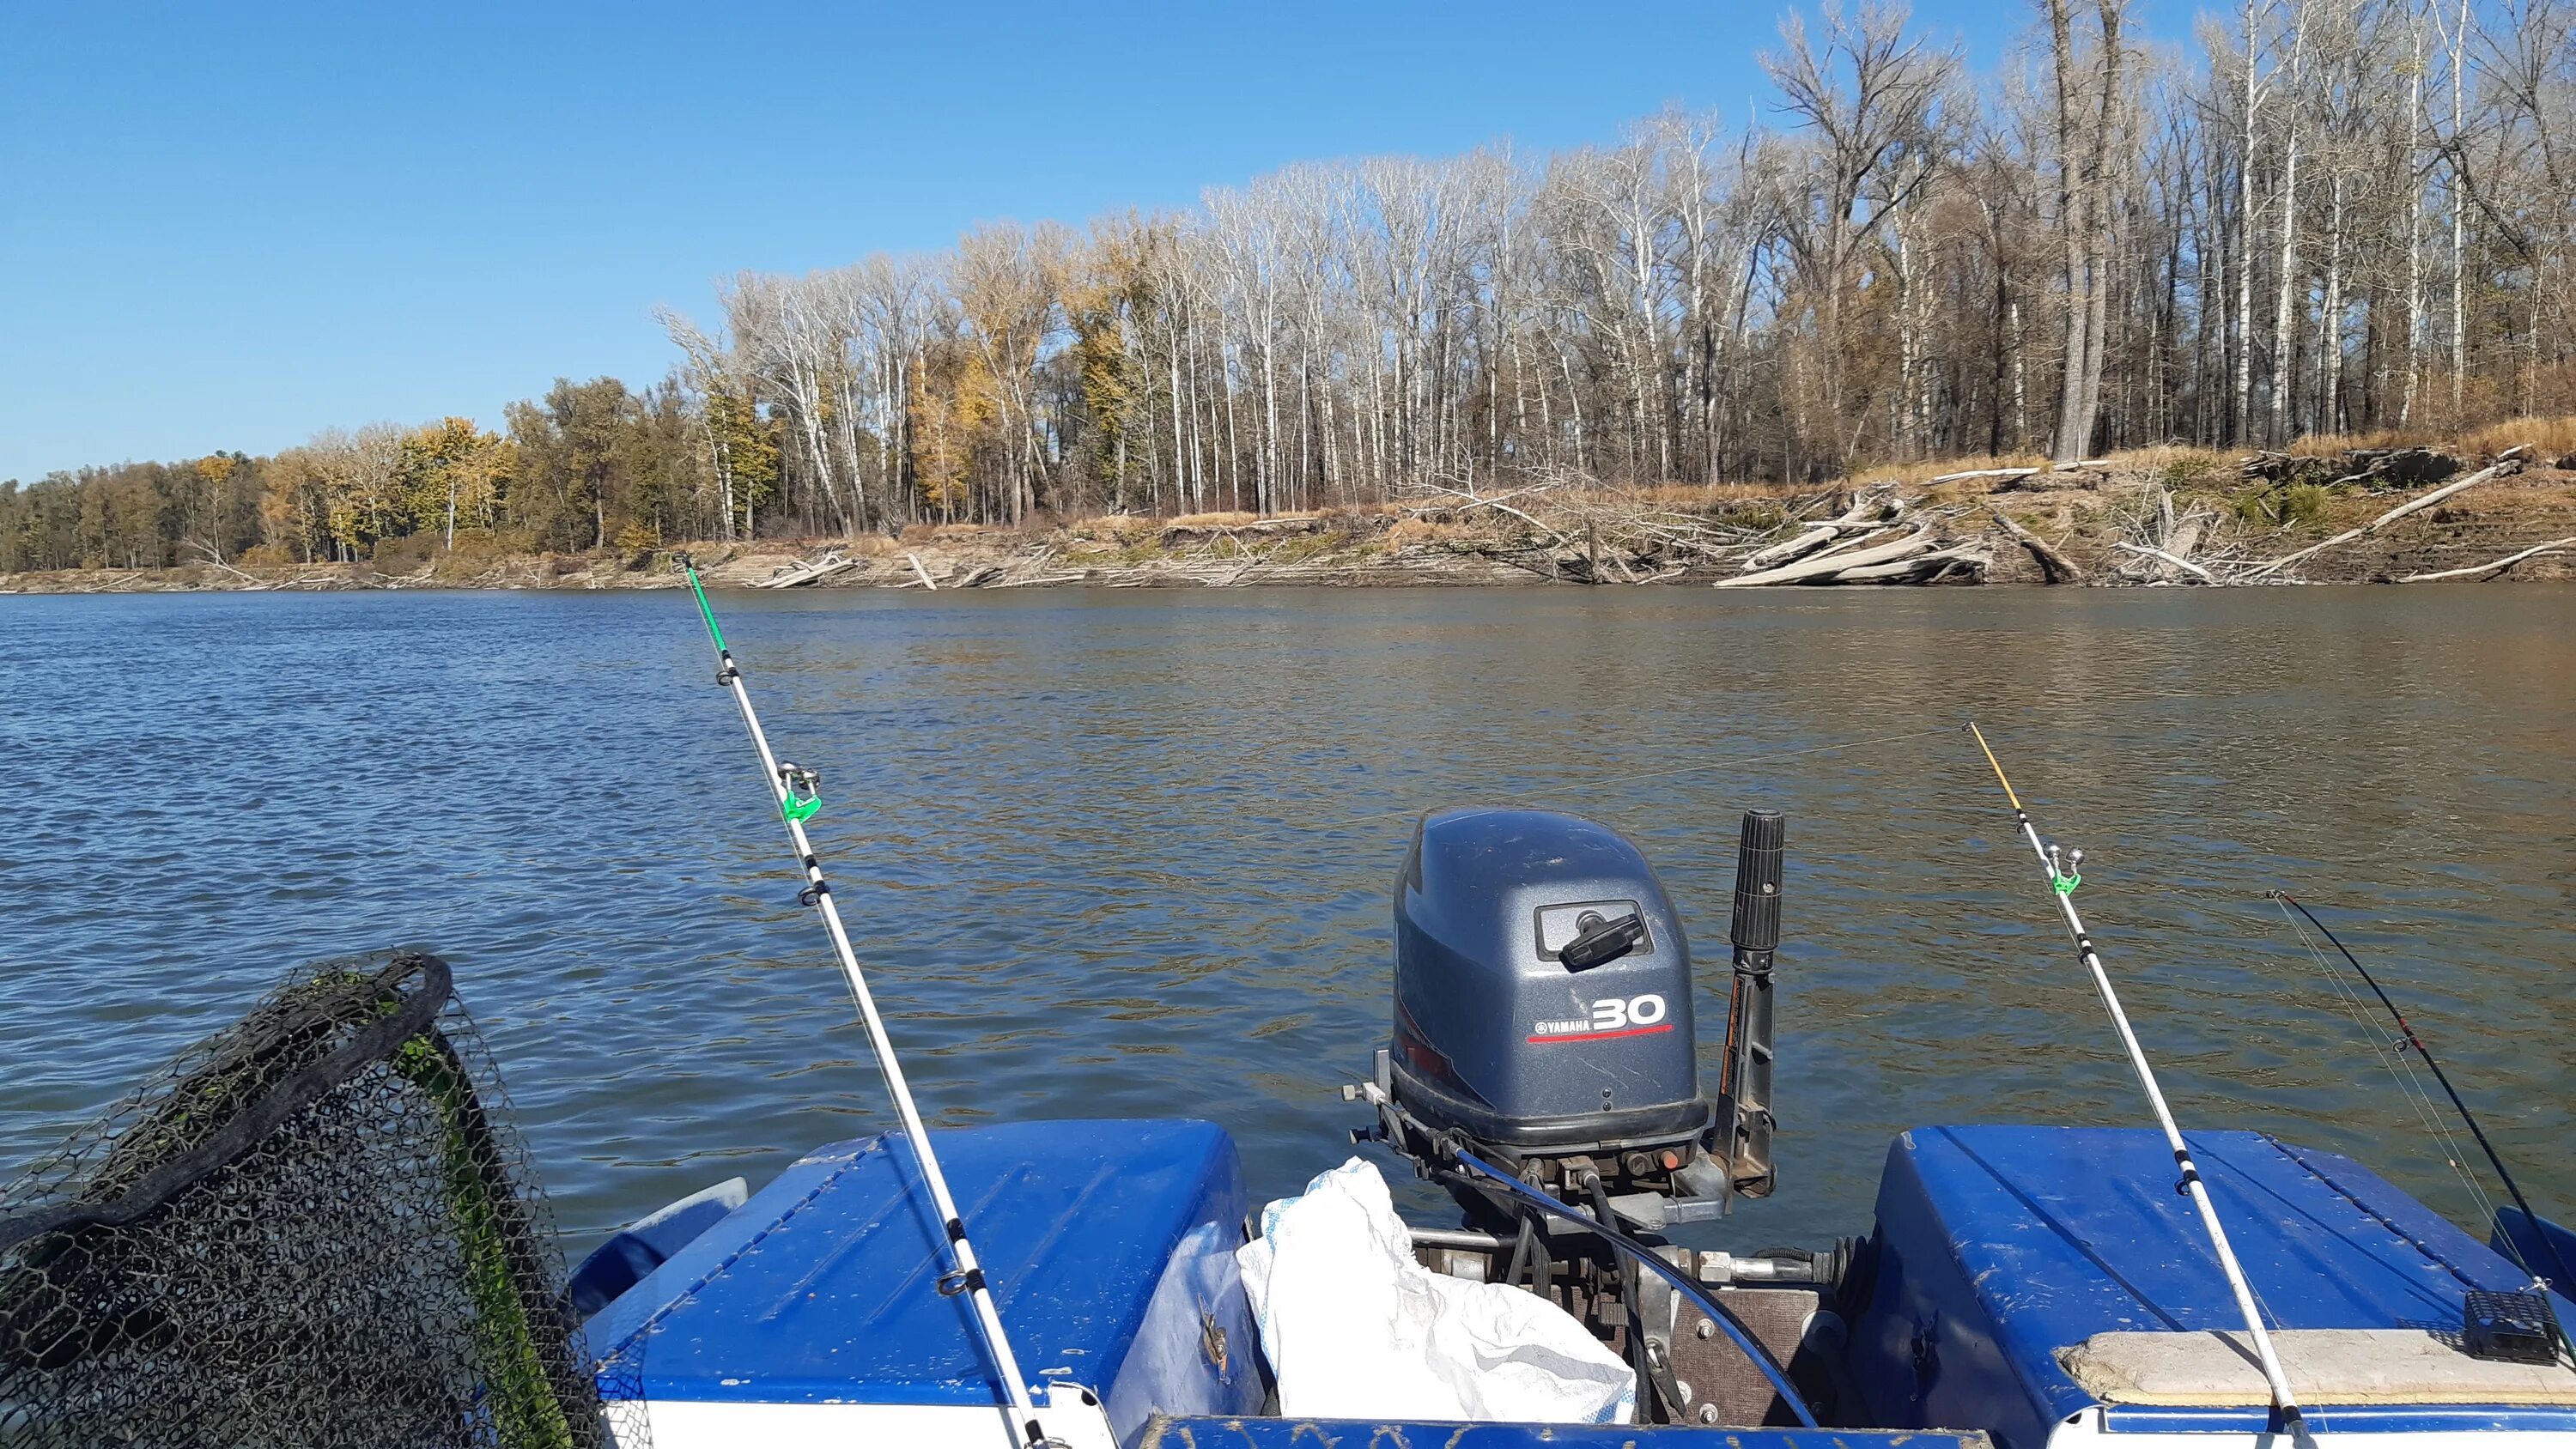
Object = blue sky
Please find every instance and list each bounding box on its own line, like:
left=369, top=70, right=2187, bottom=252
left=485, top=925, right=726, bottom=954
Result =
left=0, top=1, right=2194, bottom=482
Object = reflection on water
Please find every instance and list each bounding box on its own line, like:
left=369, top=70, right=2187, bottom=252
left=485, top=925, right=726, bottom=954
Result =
left=1, top=585, right=2571, bottom=1252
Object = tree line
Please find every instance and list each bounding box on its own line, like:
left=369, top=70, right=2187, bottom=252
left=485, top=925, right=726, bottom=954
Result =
left=10, top=0, right=2576, bottom=572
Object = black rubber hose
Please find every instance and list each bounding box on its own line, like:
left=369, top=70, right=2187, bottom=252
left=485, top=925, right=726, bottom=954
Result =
left=1448, top=1148, right=1820, bottom=1428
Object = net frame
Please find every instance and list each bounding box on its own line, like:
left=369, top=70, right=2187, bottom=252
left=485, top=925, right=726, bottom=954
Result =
left=0, top=950, right=635, bottom=1448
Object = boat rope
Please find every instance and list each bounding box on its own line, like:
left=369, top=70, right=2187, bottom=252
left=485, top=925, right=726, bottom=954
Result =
left=1965, top=721, right=2307, bottom=1437
left=2269, top=893, right=2576, bottom=1313
left=680, top=562, right=1056, bottom=1448
left=1447, top=1147, right=1822, bottom=1428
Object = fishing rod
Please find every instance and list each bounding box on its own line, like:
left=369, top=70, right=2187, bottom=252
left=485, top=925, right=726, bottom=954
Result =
left=678, top=561, right=1053, bottom=1449
left=2269, top=889, right=2576, bottom=1301
left=1965, top=722, right=2307, bottom=1438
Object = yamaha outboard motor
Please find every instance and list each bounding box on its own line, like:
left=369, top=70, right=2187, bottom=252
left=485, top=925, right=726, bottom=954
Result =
left=1347, top=804, right=1843, bottom=1427
left=1352, top=805, right=1786, bottom=1228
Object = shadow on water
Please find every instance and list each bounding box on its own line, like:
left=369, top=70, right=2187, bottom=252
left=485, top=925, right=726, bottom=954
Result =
left=0, top=584, right=2571, bottom=1252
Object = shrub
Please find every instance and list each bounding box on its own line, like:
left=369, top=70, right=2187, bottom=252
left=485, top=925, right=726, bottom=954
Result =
left=2158, top=451, right=2225, bottom=487
left=2232, top=482, right=2329, bottom=527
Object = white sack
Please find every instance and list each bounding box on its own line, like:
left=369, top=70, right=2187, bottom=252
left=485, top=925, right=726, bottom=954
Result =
left=1235, top=1156, right=1635, bottom=1424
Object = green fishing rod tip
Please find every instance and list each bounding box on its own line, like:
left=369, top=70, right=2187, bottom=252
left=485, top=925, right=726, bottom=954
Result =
left=683, top=568, right=729, bottom=652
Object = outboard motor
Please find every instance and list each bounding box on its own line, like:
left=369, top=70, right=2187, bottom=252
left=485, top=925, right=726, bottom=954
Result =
left=1347, top=805, right=1847, bottom=1427
left=1352, top=805, right=1787, bottom=1228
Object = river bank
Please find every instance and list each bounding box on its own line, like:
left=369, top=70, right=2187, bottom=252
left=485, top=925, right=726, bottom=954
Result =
left=9, top=440, right=2574, bottom=595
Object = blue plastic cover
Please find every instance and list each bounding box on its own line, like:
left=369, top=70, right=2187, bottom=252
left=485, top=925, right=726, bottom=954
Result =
left=2494, top=1206, right=2576, bottom=1293
left=586, top=1118, right=1257, bottom=1437
left=1849, top=1126, right=2576, bottom=1449
left=1135, top=1419, right=1991, bottom=1447
left=565, top=1177, right=749, bottom=1320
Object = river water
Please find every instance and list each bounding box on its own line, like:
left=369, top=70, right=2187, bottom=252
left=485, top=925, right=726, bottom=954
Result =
left=3, top=585, right=2572, bottom=1256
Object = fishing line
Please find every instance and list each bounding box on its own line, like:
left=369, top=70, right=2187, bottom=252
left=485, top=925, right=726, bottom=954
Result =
left=2267, top=898, right=2500, bottom=1233
left=1318, top=725, right=1960, bottom=831
left=1978, top=870, right=2535, bottom=1267
left=2269, top=889, right=2576, bottom=1316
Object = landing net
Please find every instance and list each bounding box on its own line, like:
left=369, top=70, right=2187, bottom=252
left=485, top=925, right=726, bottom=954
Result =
left=0, top=950, right=636, bottom=1448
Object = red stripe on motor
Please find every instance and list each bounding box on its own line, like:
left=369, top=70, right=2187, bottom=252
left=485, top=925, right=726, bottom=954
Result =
left=1524, top=1023, right=1674, bottom=1045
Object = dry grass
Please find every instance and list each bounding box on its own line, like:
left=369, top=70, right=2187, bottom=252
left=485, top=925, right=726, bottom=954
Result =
left=2276, top=414, right=2576, bottom=458
left=2460, top=415, right=2576, bottom=458
left=1579, top=481, right=1798, bottom=509
left=1384, top=518, right=1483, bottom=549
left=1065, top=513, right=1163, bottom=543
left=2100, top=444, right=2233, bottom=489
left=1320, top=501, right=1407, bottom=525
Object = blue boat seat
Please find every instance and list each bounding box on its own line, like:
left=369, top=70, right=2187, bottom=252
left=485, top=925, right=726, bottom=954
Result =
left=1848, top=1125, right=2576, bottom=1449
left=586, top=1118, right=1260, bottom=1448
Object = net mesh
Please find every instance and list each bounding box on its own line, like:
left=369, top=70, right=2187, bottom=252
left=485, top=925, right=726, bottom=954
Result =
left=0, top=951, right=640, bottom=1448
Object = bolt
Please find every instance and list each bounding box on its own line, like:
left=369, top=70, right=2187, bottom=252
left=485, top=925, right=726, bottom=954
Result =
left=1698, top=1404, right=1722, bottom=1424
left=1695, top=1318, right=1716, bottom=1340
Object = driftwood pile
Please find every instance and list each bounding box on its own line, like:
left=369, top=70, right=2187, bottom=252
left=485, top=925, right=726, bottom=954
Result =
left=744, top=480, right=2001, bottom=591
left=1712, top=494, right=1992, bottom=585
left=753, top=549, right=857, bottom=588
left=2238, top=445, right=2457, bottom=489
left=736, top=440, right=2553, bottom=591
left=2057, top=444, right=2539, bottom=585
left=1397, top=478, right=1994, bottom=586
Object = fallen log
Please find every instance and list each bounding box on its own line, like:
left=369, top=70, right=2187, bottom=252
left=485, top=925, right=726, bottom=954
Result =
left=1928, top=465, right=2042, bottom=485
left=1986, top=506, right=2082, bottom=583
left=2248, top=445, right=2464, bottom=488
left=1741, top=494, right=1903, bottom=570
left=2111, top=541, right=2215, bottom=583
left=753, top=551, right=854, bottom=589
left=2397, top=535, right=2576, bottom=583
left=2241, top=448, right=2529, bottom=579
left=1829, top=544, right=1990, bottom=583
left=1716, top=526, right=1934, bottom=587
left=2159, top=513, right=2206, bottom=579
left=905, top=552, right=939, bottom=590
left=2335, top=446, right=2458, bottom=489
left=182, top=543, right=276, bottom=591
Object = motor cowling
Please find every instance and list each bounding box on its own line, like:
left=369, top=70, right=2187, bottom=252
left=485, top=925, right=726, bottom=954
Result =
left=1388, top=808, right=1710, bottom=1158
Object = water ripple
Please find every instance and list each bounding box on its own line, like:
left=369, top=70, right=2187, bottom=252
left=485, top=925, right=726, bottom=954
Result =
left=1, top=585, right=2571, bottom=1254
